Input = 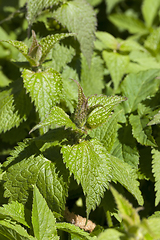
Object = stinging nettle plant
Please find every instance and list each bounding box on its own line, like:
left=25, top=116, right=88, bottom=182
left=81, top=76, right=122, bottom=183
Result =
left=2, top=0, right=160, bottom=239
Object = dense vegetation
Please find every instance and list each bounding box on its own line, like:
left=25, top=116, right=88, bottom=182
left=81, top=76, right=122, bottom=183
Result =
left=1, top=0, right=160, bottom=239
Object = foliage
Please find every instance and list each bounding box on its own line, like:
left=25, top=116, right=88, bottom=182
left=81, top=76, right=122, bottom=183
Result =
left=1, top=0, right=160, bottom=239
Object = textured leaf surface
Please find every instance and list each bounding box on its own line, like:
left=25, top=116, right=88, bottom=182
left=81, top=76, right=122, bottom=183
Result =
left=0, top=201, right=29, bottom=228
left=121, top=69, right=160, bottom=113
left=56, top=222, right=92, bottom=240
left=81, top=54, right=104, bottom=96
left=61, top=139, right=111, bottom=217
left=86, top=95, right=126, bottom=129
left=27, top=0, right=66, bottom=25
left=1, top=40, right=37, bottom=66
left=109, top=14, right=148, bottom=35
left=142, top=0, right=160, bottom=28
left=22, top=68, right=62, bottom=122
left=152, top=148, right=160, bottom=206
left=0, top=220, right=35, bottom=240
left=0, top=79, right=32, bottom=133
left=148, top=111, right=160, bottom=125
left=109, top=155, right=143, bottom=205
left=129, top=114, right=156, bottom=147
left=88, top=111, right=120, bottom=153
left=30, top=106, right=79, bottom=133
left=103, top=51, right=129, bottom=89
left=32, top=185, right=59, bottom=240
left=3, top=140, right=68, bottom=214
left=39, top=33, right=75, bottom=64
left=53, top=0, right=96, bottom=65
left=144, top=27, right=160, bottom=53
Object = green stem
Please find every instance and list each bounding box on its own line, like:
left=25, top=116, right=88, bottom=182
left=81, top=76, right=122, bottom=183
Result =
left=106, top=210, right=113, bottom=227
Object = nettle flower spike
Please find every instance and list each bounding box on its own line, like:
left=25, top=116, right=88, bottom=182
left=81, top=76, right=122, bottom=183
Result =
left=72, top=79, right=126, bottom=131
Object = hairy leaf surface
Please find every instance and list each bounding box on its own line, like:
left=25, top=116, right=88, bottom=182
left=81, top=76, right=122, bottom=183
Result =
left=53, top=0, right=96, bottom=65
left=22, top=68, right=62, bottom=122
left=32, top=185, right=59, bottom=240
left=61, top=139, right=111, bottom=217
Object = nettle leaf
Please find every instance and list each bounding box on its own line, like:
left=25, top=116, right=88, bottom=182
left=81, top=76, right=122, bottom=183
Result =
left=0, top=79, right=32, bottom=133
left=56, top=222, right=92, bottom=240
left=0, top=201, right=29, bottom=228
left=3, top=140, right=68, bottom=214
left=88, top=110, right=120, bottom=153
left=108, top=14, right=148, bottom=35
left=32, top=185, right=59, bottom=240
left=144, top=27, right=160, bottom=54
left=148, top=110, right=160, bottom=126
left=39, top=33, right=75, bottom=65
left=129, top=114, right=157, bottom=147
left=97, top=228, right=124, bottom=240
left=53, top=0, right=97, bottom=65
left=27, top=0, right=66, bottom=25
left=0, top=220, right=35, bottom=240
left=95, top=31, right=118, bottom=50
left=30, top=106, right=80, bottom=133
left=103, top=51, right=129, bottom=90
left=109, top=155, right=143, bottom=205
left=86, top=95, right=126, bottom=129
left=142, top=0, right=160, bottom=28
left=152, top=148, right=160, bottom=206
left=51, top=43, right=76, bottom=72
left=22, top=68, right=62, bottom=122
left=111, top=125, right=139, bottom=169
left=61, top=139, right=111, bottom=217
left=121, top=69, right=160, bottom=113
left=81, top=54, right=104, bottom=97
left=0, top=40, right=37, bottom=67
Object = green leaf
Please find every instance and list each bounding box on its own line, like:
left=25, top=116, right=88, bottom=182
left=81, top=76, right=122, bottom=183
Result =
left=32, top=185, right=59, bottom=240
left=30, top=106, right=79, bottom=133
left=86, top=95, right=126, bottom=129
left=53, top=0, right=97, bottom=65
left=148, top=111, right=160, bottom=125
left=27, top=0, right=66, bottom=25
left=95, top=31, right=118, bottom=50
left=121, top=69, right=160, bottom=113
left=56, top=222, right=93, bottom=240
left=0, top=220, right=35, bottom=240
left=22, top=68, right=63, bottom=122
left=108, top=14, right=148, bottom=35
left=88, top=111, right=120, bottom=153
left=97, top=228, right=124, bottom=240
left=39, top=33, right=75, bottom=65
left=109, top=155, right=143, bottom=205
left=103, top=51, right=129, bottom=90
left=129, top=114, right=157, bottom=147
left=105, top=0, right=124, bottom=13
left=152, top=148, right=160, bottom=206
left=144, top=27, right=160, bottom=54
left=142, top=0, right=160, bottom=28
left=61, top=139, right=111, bottom=217
left=3, top=140, right=68, bottom=214
left=81, top=54, right=104, bottom=97
left=0, top=201, right=29, bottom=228
left=147, top=217, right=160, bottom=239
left=0, top=79, right=32, bottom=133
left=0, top=40, right=37, bottom=66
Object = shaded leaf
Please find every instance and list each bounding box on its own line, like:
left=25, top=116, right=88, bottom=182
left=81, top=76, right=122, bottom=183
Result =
left=152, top=148, right=160, bottom=206
left=148, top=110, right=160, bottom=126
